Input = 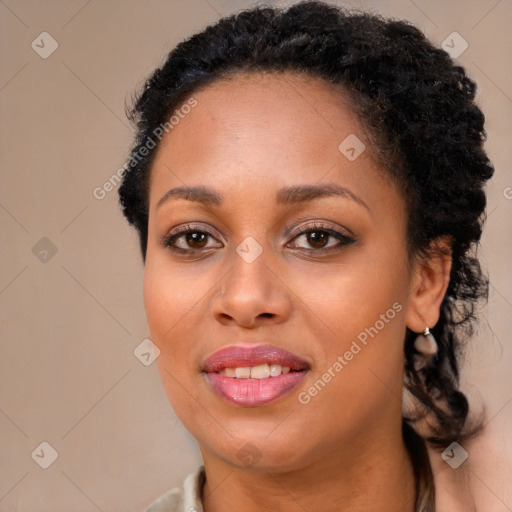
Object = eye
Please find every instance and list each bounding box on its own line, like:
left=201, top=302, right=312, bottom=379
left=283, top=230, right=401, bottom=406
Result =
left=162, top=222, right=355, bottom=255
left=162, top=224, right=223, bottom=252
left=287, top=223, right=356, bottom=252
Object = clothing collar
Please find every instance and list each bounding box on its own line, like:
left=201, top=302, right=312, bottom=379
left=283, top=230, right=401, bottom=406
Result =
left=183, top=465, right=205, bottom=512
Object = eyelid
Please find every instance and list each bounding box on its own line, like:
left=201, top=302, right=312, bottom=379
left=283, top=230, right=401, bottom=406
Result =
left=285, top=220, right=355, bottom=241
left=161, top=222, right=224, bottom=247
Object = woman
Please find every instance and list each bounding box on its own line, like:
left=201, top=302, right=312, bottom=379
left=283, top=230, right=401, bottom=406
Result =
left=118, top=2, right=493, bottom=510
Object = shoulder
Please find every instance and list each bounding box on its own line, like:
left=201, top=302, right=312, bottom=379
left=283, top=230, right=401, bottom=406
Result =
left=145, top=466, right=205, bottom=512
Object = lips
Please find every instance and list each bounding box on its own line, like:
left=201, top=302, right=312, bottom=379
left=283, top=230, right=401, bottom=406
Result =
left=203, top=344, right=309, bottom=407
left=203, top=345, right=309, bottom=373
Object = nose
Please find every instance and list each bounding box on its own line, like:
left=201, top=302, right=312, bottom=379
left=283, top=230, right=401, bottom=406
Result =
left=210, top=246, right=292, bottom=329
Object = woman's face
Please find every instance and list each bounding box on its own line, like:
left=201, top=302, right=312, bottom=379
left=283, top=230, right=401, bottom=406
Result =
left=143, top=72, right=417, bottom=471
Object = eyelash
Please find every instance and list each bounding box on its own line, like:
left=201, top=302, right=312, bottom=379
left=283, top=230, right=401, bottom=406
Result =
left=287, top=222, right=356, bottom=253
left=161, top=222, right=356, bottom=255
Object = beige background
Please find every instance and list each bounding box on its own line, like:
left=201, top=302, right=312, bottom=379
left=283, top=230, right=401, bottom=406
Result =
left=0, top=0, right=510, bottom=510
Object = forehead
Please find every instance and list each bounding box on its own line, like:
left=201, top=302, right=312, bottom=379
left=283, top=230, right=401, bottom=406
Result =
left=169, top=71, right=364, bottom=151
left=148, top=71, right=389, bottom=204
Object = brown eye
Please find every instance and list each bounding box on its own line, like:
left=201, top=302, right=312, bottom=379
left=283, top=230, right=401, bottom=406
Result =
left=186, top=232, right=208, bottom=248
left=163, top=226, right=223, bottom=252
left=307, top=231, right=329, bottom=248
left=287, top=224, right=356, bottom=253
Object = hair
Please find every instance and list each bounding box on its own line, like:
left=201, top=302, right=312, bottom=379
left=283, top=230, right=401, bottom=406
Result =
left=118, top=1, right=493, bottom=509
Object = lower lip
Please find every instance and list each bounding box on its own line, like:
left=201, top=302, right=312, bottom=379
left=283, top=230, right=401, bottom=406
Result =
left=206, top=371, right=307, bottom=407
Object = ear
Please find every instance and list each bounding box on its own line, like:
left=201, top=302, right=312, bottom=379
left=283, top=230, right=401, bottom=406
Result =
left=405, top=238, right=452, bottom=333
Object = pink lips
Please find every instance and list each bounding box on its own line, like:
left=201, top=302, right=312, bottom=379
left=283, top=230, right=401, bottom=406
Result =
left=203, top=344, right=309, bottom=407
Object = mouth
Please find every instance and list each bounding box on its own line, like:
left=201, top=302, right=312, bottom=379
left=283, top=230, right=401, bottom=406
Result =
left=202, top=344, right=309, bottom=407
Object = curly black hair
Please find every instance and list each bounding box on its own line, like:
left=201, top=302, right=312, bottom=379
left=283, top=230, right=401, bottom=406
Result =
left=118, top=1, right=493, bottom=508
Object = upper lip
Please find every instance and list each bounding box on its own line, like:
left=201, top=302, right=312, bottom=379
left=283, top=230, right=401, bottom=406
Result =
left=202, top=344, right=310, bottom=373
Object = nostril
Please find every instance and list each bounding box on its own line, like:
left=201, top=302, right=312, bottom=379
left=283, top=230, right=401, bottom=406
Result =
left=258, top=313, right=274, bottom=319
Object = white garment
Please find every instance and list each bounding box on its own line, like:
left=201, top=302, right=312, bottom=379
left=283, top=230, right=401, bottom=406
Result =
left=146, top=466, right=205, bottom=512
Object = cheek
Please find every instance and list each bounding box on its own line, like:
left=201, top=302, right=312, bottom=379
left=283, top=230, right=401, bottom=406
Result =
left=143, top=254, right=208, bottom=341
left=142, top=256, right=209, bottom=380
left=142, top=260, right=206, bottom=423
left=289, top=250, right=409, bottom=408
left=289, top=248, right=408, bottom=344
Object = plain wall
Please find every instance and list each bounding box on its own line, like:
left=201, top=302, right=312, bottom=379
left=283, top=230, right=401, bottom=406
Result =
left=1, top=0, right=511, bottom=510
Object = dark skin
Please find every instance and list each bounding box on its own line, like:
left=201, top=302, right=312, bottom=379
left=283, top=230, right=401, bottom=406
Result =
left=143, top=72, right=451, bottom=511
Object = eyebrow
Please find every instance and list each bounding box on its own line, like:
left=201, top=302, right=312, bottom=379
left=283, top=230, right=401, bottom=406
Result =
left=157, top=186, right=223, bottom=208
left=276, top=183, right=368, bottom=209
left=157, top=183, right=368, bottom=210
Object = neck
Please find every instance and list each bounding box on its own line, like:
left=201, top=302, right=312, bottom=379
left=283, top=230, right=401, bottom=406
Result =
left=201, top=421, right=417, bottom=512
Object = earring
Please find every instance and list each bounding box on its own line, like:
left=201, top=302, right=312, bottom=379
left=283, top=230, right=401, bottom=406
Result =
left=413, top=326, right=438, bottom=371
left=414, top=326, right=438, bottom=356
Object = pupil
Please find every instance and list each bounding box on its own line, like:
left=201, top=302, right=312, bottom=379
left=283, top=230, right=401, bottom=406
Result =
left=308, top=231, right=328, bottom=248
left=187, top=232, right=207, bottom=248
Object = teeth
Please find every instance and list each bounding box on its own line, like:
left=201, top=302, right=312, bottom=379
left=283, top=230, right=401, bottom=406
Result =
left=220, top=364, right=292, bottom=378
left=234, top=367, right=251, bottom=378
left=251, top=364, right=270, bottom=379
left=269, top=364, right=282, bottom=377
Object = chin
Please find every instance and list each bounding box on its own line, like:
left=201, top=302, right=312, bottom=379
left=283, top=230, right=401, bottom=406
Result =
left=198, top=426, right=322, bottom=473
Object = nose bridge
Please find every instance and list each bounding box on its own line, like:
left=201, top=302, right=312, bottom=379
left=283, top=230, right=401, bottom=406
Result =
left=212, top=236, right=291, bottom=326
left=226, top=237, right=274, bottom=302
